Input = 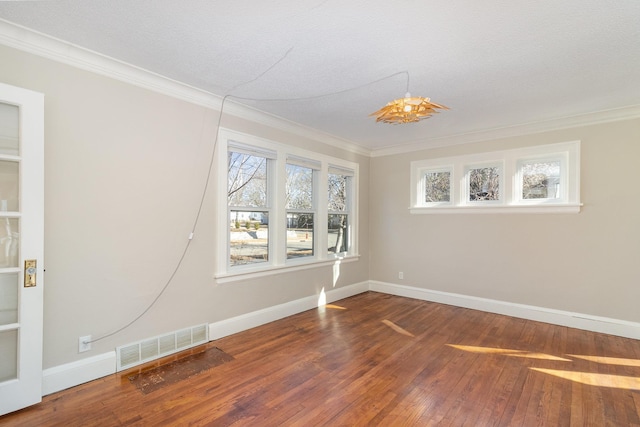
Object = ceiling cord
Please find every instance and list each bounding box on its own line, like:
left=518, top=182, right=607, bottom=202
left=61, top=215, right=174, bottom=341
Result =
left=230, top=70, right=410, bottom=103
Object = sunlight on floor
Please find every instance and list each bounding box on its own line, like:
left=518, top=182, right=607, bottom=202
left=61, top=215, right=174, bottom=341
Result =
left=382, top=320, right=415, bottom=337
left=447, top=345, right=571, bottom=361
left=448, top=344, right=640, bottom=391
left=531, top=368, right=640, bottom=391
left=506, top=352, right=572, bottom=362
left=567, top=355, right=640, bottom=367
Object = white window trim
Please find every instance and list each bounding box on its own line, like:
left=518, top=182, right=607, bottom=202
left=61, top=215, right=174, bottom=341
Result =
left=410, top=141, right=581, bottom=214
left=215, top=128, right=359, bottom=280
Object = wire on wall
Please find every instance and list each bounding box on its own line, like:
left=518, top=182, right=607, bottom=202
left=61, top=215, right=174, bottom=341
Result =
left=89, top=49, right=410, bottom=344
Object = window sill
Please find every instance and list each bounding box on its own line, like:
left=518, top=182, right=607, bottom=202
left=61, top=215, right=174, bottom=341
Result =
left=214, top=254, right=360, bottom=284
left=409, top=203, right=582, bottom=215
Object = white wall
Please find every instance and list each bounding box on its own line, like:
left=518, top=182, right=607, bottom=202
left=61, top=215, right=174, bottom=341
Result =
left=370, top=118, right=640, bottom=323
left=0, top=43, right=370, bottom=369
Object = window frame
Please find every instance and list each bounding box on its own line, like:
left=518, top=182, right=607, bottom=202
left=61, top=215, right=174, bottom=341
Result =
left=215, top=128, right=359, bottom=282
left=410, top=141, right=581, bottom=214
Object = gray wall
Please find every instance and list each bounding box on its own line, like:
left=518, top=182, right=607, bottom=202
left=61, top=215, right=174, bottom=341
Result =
left=370, top=118, right=640, bottom=322
left=0, top=44, right=370, bottom=368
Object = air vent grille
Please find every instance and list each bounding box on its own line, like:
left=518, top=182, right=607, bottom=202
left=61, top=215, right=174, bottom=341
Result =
left=116, top=323, right=209, bottom=371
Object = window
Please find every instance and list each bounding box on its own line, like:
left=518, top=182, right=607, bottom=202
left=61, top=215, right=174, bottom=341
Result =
left=286, top=158, right=318, bottom=260
left=517, top=158, right=562, bottom=201
left=422, top=168, right=451, bottom=204
left=410, top=141, right=580, bottom=214
left=227, top=148, right=272, bottom=267
left=328, top=167, right=353, bottom=255
left=466, top=164, right=502, bottom=202
left=216, top=129, right=358, bottom=280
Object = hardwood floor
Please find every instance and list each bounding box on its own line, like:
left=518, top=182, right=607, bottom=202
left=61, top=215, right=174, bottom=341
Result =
left=2, top=291, right=640, bottom=426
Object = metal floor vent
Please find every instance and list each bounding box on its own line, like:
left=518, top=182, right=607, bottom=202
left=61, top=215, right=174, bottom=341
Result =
left=116, top=324, right=209, bottom=371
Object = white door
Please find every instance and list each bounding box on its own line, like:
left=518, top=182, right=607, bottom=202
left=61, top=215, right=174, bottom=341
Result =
left=0, top=82, right=45, bottom=415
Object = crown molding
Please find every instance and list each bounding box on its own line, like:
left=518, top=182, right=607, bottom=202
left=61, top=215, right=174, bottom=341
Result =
left=4, top=18, right=637, bottom=160
left=371, top=104, right=640, bottom=157
left=0, top=19, right=371, bottom=157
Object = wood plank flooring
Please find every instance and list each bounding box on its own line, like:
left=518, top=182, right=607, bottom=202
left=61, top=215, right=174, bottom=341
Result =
left=2, top=291, right=640, bottom=426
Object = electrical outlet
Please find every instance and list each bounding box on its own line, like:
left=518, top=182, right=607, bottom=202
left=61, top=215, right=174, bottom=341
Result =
left=79, top=335, right=92, bottom=353
left=399, top=272, right=404, bottom=280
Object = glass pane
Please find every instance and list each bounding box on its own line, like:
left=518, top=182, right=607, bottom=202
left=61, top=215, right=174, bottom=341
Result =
left=286, top=164, right=313, bottom=210
left=230, top=210, right=268, bottom=266
left=0, top=329, right=18, bottom=382
left=0, top=218, right=19, bottom=268
left=287, top=213, right=313, bottom=259
left=469, top=167, right=500, bottom=201
left=227, top=152, right=267, bottom=208
left=0, top=273, right=19, bottom=325
left=328, top=173, right=347, bottom=211
left=522, top=161, right=561, bottom=199
left=328, top=214, right=348, bottom=254
left=0, top=160, right=19, bottom=211
left=424, top=171, right=450, bottom=202
left=0, top=102, right=19, bottom=156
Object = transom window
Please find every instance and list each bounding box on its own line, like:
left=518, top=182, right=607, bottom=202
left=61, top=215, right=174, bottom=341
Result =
left=467, top=164, right=502, bottom=203
left=410, top=141, right=580, bottom=214
left=422, top=168, right=451, bottom=204
left=517, top=158, right=562, bottom=201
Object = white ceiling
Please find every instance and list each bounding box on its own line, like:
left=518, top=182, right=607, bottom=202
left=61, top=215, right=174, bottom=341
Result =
left=1, top=1, right=639, bottom=153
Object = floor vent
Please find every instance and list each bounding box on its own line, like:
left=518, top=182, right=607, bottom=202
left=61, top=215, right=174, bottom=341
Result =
left=116, top=324, right=209, bottom=371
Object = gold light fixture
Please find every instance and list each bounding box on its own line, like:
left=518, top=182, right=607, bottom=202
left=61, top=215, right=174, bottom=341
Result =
left=370, top=91, right=449, bottom=124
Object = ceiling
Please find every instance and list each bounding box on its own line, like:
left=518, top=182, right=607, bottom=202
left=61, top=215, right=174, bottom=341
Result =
left=1, top=1, right=639, bottom=153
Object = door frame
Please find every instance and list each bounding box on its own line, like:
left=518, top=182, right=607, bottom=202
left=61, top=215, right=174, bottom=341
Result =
left=0, top=81, right=45, bottom=415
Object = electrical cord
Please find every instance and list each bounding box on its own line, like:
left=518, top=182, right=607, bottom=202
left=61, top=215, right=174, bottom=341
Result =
left=89, top=96, right=229, bottom=344
left=88, top=49, right=409, bottom=344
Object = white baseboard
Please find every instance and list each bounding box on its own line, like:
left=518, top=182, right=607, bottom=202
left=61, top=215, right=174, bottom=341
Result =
left=42, top=351, right=116, bottom=396
left=209, top=281, right=369, bottom=340
left=369, top=280, right=640, bottom=340
left=41, top=279, right=639, bottom=397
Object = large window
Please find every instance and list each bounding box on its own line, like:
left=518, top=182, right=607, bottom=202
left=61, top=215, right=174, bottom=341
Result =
left=410, top=141, right=580, bottom=214
left=216, top=129, right=358, bottom=280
